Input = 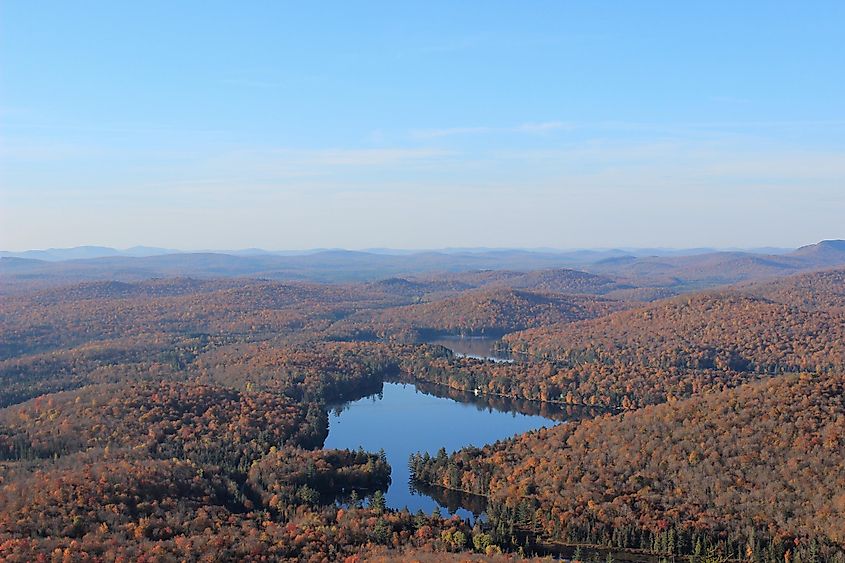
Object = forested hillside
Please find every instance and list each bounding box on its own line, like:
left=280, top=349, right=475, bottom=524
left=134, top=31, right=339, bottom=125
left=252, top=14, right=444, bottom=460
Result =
left=410, top=373, right=845, bottom=561
left=336, top=287, right=625, bottom=341
left=1, top=264, right=844, bottom=560
left=505, top=292, right=845, bottom=374
left=743, top=268, right=845, bottom=311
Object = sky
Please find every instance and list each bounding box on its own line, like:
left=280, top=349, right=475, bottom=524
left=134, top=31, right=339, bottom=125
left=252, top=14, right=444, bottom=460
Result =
left=1, top=1, right=844, bottom=251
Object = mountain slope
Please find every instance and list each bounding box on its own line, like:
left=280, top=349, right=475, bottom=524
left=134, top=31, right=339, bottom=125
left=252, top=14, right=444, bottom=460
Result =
left=414, top=372, right=845, bottom=557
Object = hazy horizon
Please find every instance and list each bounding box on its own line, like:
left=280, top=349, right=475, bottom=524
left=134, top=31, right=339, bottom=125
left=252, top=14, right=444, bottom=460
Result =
left=2, top=2, right=844, bottom=251
left=0, top=241, right=824, bottom=255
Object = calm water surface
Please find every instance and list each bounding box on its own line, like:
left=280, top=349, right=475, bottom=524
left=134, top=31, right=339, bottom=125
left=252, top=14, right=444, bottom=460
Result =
left=324, top=382, right=553, bottom=519
left=425, top=335, right=512, bottom=362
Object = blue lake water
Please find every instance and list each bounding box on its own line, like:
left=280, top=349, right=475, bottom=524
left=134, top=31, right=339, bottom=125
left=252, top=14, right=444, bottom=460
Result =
left=425, top=335, right=513, bottom=362
left=324, top=381, right=554, bottom=519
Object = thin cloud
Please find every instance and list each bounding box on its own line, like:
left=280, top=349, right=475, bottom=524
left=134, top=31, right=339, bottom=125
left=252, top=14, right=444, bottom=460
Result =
left=294, top=147, right=450, bottom=167
left=412, top=119, right=845, bottom=140
left=516, top=121, right=574, bottom=132
left=411, top=121, right=573, bottom=139
left=411, top=126, right=495, bottom=139
left=710, top=95, right=751, bottom=104
left=173, top=146, right=451, bottom=172
left=182, top=147, right=455, bottom=183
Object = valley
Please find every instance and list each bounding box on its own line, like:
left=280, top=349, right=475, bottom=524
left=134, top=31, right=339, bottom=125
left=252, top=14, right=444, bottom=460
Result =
left=2, top=244, right=845, bottom=560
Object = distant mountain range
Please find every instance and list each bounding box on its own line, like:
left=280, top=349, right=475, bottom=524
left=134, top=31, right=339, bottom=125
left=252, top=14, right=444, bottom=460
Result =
left=0, top=244, right=796, bottom=262
left=1, top=241, right=843, bottom=290
left=0, top=246, right=179, bottom=261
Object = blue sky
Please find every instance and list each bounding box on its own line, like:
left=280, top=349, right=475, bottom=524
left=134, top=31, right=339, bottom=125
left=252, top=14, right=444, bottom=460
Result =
left=1, top=1, right=843, bottom=251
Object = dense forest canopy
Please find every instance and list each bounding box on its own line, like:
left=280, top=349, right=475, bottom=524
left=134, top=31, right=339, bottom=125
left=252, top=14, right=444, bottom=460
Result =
left=2, top=257, right=845, bottom=560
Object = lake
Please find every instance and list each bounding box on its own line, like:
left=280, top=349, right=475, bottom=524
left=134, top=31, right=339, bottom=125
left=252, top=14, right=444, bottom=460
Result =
left=424, top=335, right=512, bottom=362
left=324, top=381, right=555, bottom=520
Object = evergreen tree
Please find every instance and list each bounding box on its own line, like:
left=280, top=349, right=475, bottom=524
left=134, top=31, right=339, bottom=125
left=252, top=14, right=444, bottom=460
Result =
left=371, top=490, right=386, bottom=513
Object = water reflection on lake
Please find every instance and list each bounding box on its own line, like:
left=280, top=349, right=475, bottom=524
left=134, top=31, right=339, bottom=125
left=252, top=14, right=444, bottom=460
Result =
left=425, top=335, right=512, bottom=362
left=324, top=382, right=553, bottom=519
